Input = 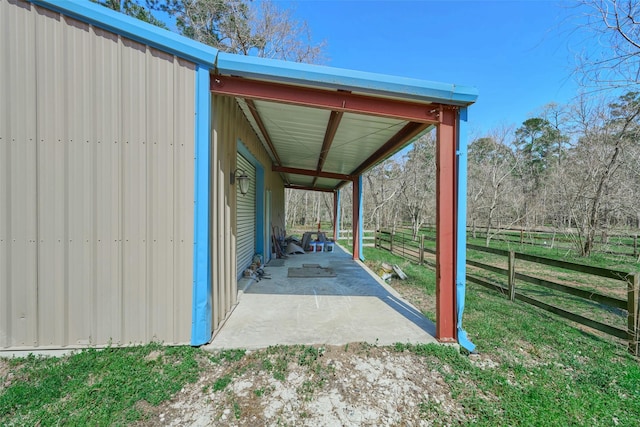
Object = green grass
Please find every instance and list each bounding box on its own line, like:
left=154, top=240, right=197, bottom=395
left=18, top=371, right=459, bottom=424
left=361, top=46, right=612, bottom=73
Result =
left=457, top=283, right=640, bottom=426
left=0, top=343, right=200, bottom=425
left=375, top=228, right=637, bottom=335
left=365, top=245, right=640, bottom=426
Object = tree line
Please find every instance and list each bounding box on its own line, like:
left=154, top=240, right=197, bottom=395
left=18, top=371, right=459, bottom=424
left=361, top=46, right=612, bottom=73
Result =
left=288, top=92, right=640, bottom=257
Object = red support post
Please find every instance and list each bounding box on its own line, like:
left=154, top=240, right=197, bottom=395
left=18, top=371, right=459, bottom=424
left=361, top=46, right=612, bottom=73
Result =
left=352, top=178, right=361, bottom=260
left=436, top=107, right=458, bottom=342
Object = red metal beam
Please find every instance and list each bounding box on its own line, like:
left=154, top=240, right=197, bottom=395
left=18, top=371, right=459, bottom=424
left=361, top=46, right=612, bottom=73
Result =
left=351, top=122, right=433, bottom=176
left=317, top=110, right=343, bottom=172
left=245, top=99, right=282, bottom=166
left=273, top=165, right=352, bottom=181
left=352, top=177, right=361, bottom=260
left=210, top=75, right=441, bottom=124
left=285, top=184, right=335, bottom=193
left=312, top=110, right=344, bottom=187
left=436, top=107, right=458, bottom=342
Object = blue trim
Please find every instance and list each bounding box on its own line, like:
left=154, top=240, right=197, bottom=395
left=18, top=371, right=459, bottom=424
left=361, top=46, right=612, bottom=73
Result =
left=30, top=0, right=217, bottom=67
left=335, top=190, right=341, bottom=239
left=191, top=66, right=212, bottom=346
left=266, top=190, right=272, bottom=261
left=237, top=142, right=265, bottom=264
left=456, top=107, right=475, bottom=352
left=217, top=53, right=478, bottom=106
left=255, top=170, right=265, bottom=257
left=358, top=176, right=364, bottom=261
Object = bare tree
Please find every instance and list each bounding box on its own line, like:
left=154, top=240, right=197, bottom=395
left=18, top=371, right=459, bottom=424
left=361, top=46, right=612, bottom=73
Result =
left=560, top=93, right=640, bottom=255
left=577, top=0, right=640, bottom=89
left=399, top=133, right=436, bottom=240
left=468, top=127, right=524, bottom=246
left=147, top=0, right=325, bottom=63
left=364, top=159, right=402, bottom=230
left=248, top=1, right=326, bottom=63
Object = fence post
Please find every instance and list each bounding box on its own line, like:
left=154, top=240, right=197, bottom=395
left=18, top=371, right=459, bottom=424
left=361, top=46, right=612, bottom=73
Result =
left=374, top=230, right=378, bottom=249
left=634, top=235, right=638, bottom=258
left=420, top=235, right=425, bottom=264
left=628, top=273, right=639, bottom=356
left=390, top=231, right=394, bottom=254
left=508, top=251, right=516, bottom=301
left=520, top=229, right=524, bottom=245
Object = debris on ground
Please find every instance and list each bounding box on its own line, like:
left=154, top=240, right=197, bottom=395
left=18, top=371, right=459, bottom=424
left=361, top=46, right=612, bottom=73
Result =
left=392, top=264, right=408, bottom=280
left=378, top=262, right=408, bottom=281
left=285, top=242, right=305, bottom=255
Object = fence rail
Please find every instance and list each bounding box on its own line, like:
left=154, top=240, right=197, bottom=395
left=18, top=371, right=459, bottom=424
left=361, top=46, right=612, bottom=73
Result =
left=338, top=229, right=376, bottom=247
left=375, top=229, right=640, bottom=356
left=471, top=226, right=639, bottom=258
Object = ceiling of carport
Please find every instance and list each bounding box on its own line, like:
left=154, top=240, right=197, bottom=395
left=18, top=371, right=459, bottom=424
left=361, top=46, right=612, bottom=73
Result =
left=213, top=75, right=442, bottom=192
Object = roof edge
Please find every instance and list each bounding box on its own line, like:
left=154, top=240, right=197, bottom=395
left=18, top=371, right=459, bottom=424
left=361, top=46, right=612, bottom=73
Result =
left=29, top=0, right=218, bottom=67
left=216, top=53, right=478, bottom=106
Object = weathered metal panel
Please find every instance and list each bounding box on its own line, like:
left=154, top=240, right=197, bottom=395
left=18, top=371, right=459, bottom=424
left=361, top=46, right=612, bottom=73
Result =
left=121, top=36, right=149, bottom=344
left=91, top=26, right=123, bottom=346
left=174, top=59, right=197, bottom=343
left=1, top=0, right=39, bottom=349
left=1, top=0, right=195, bottom=350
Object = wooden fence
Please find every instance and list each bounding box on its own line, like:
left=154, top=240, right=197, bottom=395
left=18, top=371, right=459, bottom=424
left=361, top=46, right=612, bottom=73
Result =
left=417, top=224, right=640, bottom=258
left=338, top=229, right=376, bottom=247
left=375, top=229, right=640, bottom=356
left=470, top=226, right=639, bottom=258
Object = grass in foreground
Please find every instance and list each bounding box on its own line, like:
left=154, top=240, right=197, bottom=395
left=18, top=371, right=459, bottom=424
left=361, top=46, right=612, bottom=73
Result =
left=0, top=343, right=200, bottom=425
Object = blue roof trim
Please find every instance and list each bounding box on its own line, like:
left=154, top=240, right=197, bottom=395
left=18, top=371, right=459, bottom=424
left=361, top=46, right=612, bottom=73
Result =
left=216, top=53, right=478, bottom=106
left=29, top=0, right=217, bottom=67
left=30, top=2, right=477, bottom=106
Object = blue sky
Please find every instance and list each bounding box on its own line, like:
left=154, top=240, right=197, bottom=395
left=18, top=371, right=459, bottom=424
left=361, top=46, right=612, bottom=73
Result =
left=275, top=0, right=585, bottom=136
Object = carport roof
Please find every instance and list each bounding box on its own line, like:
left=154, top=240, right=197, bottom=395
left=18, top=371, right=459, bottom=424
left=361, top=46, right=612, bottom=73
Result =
left=214, top=53, right=478, bottom=191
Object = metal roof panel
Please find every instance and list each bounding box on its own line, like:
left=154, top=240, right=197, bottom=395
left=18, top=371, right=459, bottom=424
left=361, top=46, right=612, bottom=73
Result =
left=216, top=52, right=478, bottom=106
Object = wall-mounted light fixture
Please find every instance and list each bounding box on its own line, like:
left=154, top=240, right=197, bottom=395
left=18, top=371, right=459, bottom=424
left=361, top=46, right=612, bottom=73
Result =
left=232, top=168, right=250, bottom=196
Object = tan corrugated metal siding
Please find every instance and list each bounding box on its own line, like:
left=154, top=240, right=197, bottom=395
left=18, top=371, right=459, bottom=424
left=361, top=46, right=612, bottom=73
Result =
left=0, top=0, right=195, bottom=349
left=210, top=95, right=285, bottom=331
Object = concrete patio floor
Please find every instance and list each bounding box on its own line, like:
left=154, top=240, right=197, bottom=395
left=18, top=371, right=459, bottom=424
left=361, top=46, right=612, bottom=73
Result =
left=204, top=245, right=437, bottom=350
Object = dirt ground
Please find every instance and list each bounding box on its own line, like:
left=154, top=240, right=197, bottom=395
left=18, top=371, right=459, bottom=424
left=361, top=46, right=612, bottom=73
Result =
left=135, top=344, right=475, bottom=427
left=133, top=281, right=483, bottom=427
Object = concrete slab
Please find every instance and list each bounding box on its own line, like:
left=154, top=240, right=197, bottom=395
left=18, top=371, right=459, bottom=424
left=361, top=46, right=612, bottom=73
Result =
left=205, top=245, right=437, bottom=350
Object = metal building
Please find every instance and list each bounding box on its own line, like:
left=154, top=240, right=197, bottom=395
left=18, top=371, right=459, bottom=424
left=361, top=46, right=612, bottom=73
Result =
left=1, top=0, right=478, bottom=352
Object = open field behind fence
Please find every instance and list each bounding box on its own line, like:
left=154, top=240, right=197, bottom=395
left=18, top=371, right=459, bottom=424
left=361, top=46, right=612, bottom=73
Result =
left=375, top=229, right=640, bottom=356
left=420, top=224, right=640, bottom=258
